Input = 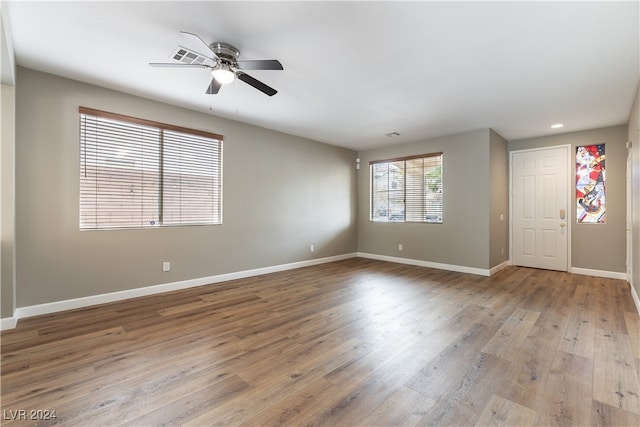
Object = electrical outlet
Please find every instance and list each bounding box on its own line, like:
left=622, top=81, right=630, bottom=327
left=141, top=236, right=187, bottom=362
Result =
left=398, top=244, right=403, bottom=251
left=501, top=248, right=505, bottom=255
left=310, top=245, right=315, bottom=252
left=163, top=261, right=171, bottom=272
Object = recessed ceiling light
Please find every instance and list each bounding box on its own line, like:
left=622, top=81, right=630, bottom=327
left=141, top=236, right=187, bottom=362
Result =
left=551, top=123, right=564, bottom=129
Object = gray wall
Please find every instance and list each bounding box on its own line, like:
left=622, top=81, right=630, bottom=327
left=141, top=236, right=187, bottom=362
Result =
left=5, top=65, right=635, bottom=317
left=357, top=129, right=507, bottom=271
left=629, top=86, right=639, bottom=299
left=509, top=125, right=629, bottom=273
left=14, top=67, right=357, bottom=308
left=1, top=83, right=14, bottom=318
left=1, top=3, right=16, bottom=321
left=489, top=130, right=509, bottom=268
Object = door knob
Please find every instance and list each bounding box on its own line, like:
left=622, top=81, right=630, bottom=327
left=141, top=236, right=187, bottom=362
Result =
left=560, top=223, right=565, bottom=228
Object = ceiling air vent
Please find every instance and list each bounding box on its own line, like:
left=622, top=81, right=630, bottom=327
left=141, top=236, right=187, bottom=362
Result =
left=171, top=46, right=210, bottom=65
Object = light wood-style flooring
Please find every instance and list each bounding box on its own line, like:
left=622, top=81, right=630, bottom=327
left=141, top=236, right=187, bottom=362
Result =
left=2, top=258, right=640, bottom=426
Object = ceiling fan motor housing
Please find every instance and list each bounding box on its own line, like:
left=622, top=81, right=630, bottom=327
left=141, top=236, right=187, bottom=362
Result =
left=210, top=42, right=240, bottom=66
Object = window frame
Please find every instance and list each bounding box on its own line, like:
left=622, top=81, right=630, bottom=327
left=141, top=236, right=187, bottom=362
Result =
left=370, top=152, right=443, bottom=224
left=79, top=107, right=223, bottom=230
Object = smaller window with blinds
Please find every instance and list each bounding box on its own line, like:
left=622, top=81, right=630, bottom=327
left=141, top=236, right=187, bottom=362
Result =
left=79, top=107, right=222, bottom=229
left=370, top=153, right=443, bottom=223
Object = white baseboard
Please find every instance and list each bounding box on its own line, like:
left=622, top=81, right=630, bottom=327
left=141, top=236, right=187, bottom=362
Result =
left=3, top=254, right=635, bottom=330
left=1, top=317, right=17, bottom=330
left=489, top=260, right=511, bottom=276
left=570, top=267, right=628, bottom=280
left=2, top=253, right=357, bottom=330
left=356, top=252, right=494, bottom=277
left=631, top=283, right=640, bottom=316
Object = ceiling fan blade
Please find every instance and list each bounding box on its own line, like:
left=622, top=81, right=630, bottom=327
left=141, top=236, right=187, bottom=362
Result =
left=237, top=59, right=283, bottom=71
left=206, top=78, right=222, bottom=95
left=237, top=72, right=278, bottom=96
left=149, top=62, right=211, bottom=69
left=180, top=31, right=219, bottom=59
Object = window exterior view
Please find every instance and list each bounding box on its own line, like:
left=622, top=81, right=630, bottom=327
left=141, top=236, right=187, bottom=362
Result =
left=370, top=153, right=443, bottom=223
left=79, top=108, right=223, bottom=229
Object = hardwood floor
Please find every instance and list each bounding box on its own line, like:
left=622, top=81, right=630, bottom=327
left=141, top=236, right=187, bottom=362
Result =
left=2, top=258, right=639, bottom=426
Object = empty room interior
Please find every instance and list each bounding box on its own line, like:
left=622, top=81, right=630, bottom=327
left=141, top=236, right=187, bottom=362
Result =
left=1, top=1, right=640, bottom=426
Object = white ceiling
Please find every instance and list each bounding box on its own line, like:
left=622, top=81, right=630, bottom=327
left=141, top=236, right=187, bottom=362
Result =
left=4, top=1, right=639, bottom=150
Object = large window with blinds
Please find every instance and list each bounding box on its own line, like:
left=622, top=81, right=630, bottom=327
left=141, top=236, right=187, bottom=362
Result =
left=370, top=153, right=443, bottom=223
left=79, top=107, right=222, bottom=229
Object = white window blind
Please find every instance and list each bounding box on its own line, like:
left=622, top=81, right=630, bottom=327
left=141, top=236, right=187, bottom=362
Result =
left=370, top=153, right=443, bottom=223
left=80, top=107, right=222, bottom=229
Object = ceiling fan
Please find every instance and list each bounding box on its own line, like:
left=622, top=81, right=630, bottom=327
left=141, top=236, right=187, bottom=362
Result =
left=150, top=31, right=283, bottom=96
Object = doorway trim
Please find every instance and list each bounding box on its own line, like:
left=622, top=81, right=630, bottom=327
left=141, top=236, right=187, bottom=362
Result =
left=627, top=143, right=633, bottom=285
left=509, top=144, right=572, bottom=272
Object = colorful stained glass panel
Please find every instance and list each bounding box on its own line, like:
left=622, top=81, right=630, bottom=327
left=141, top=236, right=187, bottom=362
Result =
left=576, top=144, right=605, bottom=223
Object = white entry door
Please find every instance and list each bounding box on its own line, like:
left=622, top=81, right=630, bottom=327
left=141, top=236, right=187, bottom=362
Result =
left=511, top=146, right=569, bottom=271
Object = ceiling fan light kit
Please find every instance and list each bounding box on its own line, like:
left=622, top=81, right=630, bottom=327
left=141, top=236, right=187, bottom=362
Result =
left=150, top=31, right=283, bottom=96
left=212, top=65, right=235, bottom=84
